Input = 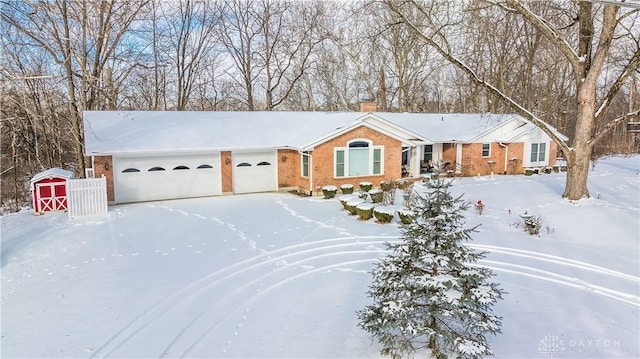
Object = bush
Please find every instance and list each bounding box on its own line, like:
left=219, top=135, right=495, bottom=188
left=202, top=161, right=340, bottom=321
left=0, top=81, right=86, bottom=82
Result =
left=369, top=188, right=383, bottom=203
left=345, top=198, right=363, bottom=215
left=340, top=184, right=354, bottom=194
left=543, top=167, right=553, bottom=174
left=339, top=195, right=357, bottom=210
left=373, top=206, right=395, bottom=223
left=397, top=208, right=413, bottom=224
left=322, top=185, right=338, bottom=199
left=552, top=165, right=560, bottom=173
left=359, top=181, right=373, bottom=192
left=524, top=169, right=535, bottom=176
left=356, top=203, right=375, bottom=220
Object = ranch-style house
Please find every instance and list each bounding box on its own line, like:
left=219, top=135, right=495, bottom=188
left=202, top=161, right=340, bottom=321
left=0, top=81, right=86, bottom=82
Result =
left=83, top=103, right=566, bottom=204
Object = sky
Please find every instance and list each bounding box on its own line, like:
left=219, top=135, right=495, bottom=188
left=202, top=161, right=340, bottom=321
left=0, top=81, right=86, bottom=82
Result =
left=1, top=155, right=638, bottom=358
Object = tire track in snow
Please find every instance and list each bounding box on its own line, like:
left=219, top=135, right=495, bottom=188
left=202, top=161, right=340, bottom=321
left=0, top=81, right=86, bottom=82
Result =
left=165, top=244, right=639, bottom=357
left=90, top=233, right=638, bottom=358
left=88, top=236, right=395, bottom=358
left=176, top=249, right=640, bottom=357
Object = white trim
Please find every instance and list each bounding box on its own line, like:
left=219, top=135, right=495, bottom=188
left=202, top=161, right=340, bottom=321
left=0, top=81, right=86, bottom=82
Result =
left=333, top=139, right=384, bottom=178
left=481, top=143, right=491, bottom=158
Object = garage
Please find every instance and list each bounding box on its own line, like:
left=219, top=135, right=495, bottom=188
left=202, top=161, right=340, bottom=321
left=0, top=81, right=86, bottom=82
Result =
left=232, top=151, right=278, bottom=194
left=113, top=153, right=222, bottom=203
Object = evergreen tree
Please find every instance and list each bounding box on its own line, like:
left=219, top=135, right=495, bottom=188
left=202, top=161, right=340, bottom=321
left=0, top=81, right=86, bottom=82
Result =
left=357, top=179, right=504, bottom=359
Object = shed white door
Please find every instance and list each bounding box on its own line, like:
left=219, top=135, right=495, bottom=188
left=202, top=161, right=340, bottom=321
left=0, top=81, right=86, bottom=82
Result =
left=113, top=153, right=222, bottom=203
left=232, top=151, right=278, bottom=194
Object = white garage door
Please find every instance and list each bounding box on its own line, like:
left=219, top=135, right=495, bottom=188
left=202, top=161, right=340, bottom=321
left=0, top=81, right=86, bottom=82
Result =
left=113, top=153, right=222, bottom=203
left=232, top=151, right=278, bottom=194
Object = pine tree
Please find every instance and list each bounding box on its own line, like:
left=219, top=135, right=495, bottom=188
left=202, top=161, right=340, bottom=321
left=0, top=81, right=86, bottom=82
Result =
left=357, top=179, right=504, bottom=359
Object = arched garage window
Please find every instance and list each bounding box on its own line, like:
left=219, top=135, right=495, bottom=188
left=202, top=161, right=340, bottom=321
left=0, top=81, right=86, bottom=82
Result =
left=148, top=167, right=166, bottom=171
left=122, top=168, right=140, bottom=173
left=334, top=139, right=383, bottom=177
left=236, top=162, right=251, bottom=167
left=173, top=165, right=189, bottom=170
left=197, top=164, right=213, bottom=169
left=257, top=161, right=271, bottom=166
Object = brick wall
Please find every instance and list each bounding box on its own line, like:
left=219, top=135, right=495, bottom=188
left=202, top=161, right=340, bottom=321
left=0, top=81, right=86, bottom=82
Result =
left=92, top=155, right=115, bottom=202
left=309, top=125, right=402, bottom=193
left=221, top=151, right=232, bottom=193
left=277, top=149, right=310, bottom=191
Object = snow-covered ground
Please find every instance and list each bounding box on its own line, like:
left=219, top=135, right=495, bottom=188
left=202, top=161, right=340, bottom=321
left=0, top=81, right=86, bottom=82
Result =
left=2, top=156, right=639, bottom=358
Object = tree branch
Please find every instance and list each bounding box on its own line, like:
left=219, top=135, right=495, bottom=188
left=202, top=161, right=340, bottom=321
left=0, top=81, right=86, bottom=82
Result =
left=589, top=109, right=640, bottom=147
left=386, top=0, right=571, bottom=154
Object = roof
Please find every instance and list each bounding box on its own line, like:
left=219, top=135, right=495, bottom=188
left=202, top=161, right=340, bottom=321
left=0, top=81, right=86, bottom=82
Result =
left=82, top=111, right=550, bottom=155
left=31, top=168, right=75, bottom=184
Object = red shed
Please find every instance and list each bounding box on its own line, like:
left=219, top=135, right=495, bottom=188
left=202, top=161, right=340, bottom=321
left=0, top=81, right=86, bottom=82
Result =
left=31, top=168, right=75, bottom=215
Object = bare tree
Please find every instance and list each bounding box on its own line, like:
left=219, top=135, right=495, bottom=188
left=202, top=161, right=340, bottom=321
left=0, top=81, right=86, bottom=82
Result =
left=2, top=0, right=150, bottom=177
left=386, top=0, right=640, bottom=200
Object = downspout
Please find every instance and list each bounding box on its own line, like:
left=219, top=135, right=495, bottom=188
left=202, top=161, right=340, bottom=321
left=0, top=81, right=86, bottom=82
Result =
left=499, top=143, right=508, bottom=174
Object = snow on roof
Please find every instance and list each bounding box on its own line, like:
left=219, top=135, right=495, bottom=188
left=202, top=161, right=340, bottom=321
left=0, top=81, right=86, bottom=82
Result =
left=30, top=168, right=75, bottom=184
left=83, top=111, right=522, bottom=154
left=377, top=112, right=517, bottom=142
left=83, top=111, right=359, bottom=154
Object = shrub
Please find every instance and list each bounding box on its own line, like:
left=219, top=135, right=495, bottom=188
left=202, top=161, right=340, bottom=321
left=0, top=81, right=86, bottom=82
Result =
left=524, top=169, right=535, bottom=176
left=397, top=208, right=413, bottom=224
left=356, top=203, right=375, bottom=220
left=359, top=181, right=373, bottom=192
left=543, top=167, right=553, bottom=174
left=345, top=198, right=363, bottom=215
left=339, top=195, right=357, bottom=210
left=322, top=185, right=338, bottom=199
left=373, top=206, right=395, bottom=223
left=369, top=188, right=383, bottom=203
left=552, top=165, right=560, bottom=173
left=340, top=184, right=354, bottom=194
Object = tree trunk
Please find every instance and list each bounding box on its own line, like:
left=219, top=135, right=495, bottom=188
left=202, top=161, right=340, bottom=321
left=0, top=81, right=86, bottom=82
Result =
left=563, top=148, right=590, bottom=199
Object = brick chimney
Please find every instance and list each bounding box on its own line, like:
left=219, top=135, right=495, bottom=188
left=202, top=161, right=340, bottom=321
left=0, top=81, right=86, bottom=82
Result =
left=359, top=99, right=377, bottom=112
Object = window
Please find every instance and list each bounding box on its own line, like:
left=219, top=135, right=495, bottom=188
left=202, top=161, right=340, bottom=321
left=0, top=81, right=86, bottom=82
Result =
left=257, top=161, right=271, bottom=166
left=173, top=165, right=189, bottom=170
left=334, top=139, right=384, bottom=177
left=236, top=162, right=251, bottom=167
left=301, top=151, right=310, bottom=177
left=148, top=167, right=165, bottom=171
left=122, top=168, right=140, bottom=173
left=335, top=150, right=345, bottom=177
left=423, top=145, right=433, bottom=161
left=373, top=148, right=382, bottom=174
left=482, top=143, right=491, bottom=157
left=197, top=164, right=213, bottom=169
left=531, top=143, right=547, bottom=163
